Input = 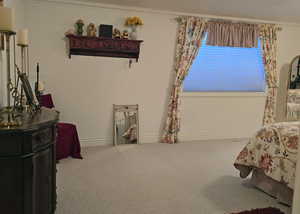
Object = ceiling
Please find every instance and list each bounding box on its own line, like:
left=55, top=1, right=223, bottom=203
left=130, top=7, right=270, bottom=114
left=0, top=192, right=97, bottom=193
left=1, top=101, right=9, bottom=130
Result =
left=64, top=0, right=300, bottom=24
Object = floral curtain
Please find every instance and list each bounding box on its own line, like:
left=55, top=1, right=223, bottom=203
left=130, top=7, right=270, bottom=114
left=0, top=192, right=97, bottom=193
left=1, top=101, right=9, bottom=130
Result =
left=162, top=17, right=206, bottom=144
left=259, top=24, right=279, bottom=125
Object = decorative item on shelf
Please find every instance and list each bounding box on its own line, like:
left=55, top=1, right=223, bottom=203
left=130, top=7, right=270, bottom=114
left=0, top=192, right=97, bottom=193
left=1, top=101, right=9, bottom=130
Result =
left=122, top=30, right=129, bottom=39
left=99, top=24, right=113, bottom=38
left=125, top=16, right=143, bottom=40
left=65, top=28, right=75, bottom=36
left=87, top=23, right=97, bottom=37
left=75, top=19, right=84, bottom=36
left=113, top=28, right=121, bottom=39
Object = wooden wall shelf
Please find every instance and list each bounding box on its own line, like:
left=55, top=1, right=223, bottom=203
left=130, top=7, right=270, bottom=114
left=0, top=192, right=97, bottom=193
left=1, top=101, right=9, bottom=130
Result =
left=66, top=35, right=143, bottom=62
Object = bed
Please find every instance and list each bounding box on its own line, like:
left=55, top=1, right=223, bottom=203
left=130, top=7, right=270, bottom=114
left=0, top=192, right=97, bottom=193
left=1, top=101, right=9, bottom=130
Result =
left=234, top=121, right=299, bottom=205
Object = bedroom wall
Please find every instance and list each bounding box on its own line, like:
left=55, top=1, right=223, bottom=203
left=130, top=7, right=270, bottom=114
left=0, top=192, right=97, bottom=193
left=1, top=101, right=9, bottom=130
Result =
left=0, top=0, right=27, bottom=107
left=17, top=0, right=300, bottom=145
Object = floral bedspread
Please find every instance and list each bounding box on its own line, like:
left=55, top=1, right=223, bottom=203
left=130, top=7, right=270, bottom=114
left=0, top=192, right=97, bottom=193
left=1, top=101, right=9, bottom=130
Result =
left=234, top=122, right=299, bottom=189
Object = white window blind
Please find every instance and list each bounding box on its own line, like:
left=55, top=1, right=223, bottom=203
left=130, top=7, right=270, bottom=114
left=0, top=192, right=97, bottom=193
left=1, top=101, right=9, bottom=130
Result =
left=183, top=35, right=266, bottom=92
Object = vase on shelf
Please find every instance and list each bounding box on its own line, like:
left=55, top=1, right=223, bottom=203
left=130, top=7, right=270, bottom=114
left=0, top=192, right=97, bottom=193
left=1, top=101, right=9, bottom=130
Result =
left=130, top=25, right=138, bottom=40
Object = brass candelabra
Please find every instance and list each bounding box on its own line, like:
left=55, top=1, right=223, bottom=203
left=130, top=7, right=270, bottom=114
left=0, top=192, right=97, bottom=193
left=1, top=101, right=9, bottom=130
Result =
left=0, top=30, right=34, bottom=128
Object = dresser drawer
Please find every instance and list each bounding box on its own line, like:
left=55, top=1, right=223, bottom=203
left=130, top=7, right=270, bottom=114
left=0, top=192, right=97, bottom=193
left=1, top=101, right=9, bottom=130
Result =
left=0, top=134, right=23, bottom=156
left=22, top=127, right=55, bottom=154
left=32, top=127, right=54, bottom=151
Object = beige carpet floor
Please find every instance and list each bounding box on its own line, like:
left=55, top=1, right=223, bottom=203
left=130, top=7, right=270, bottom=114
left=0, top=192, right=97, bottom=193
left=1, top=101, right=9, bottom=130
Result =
left=56, top=141, right=292, bottom=214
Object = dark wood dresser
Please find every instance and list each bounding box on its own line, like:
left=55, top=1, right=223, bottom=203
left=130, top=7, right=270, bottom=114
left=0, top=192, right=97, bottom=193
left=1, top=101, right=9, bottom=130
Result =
left=0, top=108, right=59, bottom=214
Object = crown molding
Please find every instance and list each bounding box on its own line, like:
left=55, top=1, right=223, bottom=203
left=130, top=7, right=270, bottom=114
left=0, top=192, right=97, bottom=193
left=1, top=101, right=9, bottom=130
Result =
left=34, top=0, right=300, bottom=27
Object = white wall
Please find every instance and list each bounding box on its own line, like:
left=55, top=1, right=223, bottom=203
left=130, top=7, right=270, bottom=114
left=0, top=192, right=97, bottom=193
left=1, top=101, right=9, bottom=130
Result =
left=180, top=93, right=266, bottom=141
left=19, top=0, right=300, bottom=146
left=26, top=0, right=177, bottom=145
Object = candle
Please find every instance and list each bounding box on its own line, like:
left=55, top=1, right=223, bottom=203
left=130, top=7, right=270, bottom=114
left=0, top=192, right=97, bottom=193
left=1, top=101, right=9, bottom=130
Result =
left=17, top=29, right=29, bottom=46
left=38, top=82, right=45, bottom=92
left=0, top=7, right=15, bottom=31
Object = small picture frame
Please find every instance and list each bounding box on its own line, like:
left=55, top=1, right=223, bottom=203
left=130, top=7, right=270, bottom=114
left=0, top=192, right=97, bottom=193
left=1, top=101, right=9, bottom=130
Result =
left=19, top=72, right=39, bottom=109
left=99, top=24, right=113, bottom=38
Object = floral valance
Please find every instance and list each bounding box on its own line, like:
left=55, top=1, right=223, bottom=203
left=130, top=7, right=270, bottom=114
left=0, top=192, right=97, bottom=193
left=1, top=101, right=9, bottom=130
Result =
left=205, top=21, right=259, bottom=48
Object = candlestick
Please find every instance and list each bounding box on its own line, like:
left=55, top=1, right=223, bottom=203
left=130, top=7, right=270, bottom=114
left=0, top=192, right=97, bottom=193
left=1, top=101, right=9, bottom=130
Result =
left=0, top=33, right=4, bottom=50
left=17, top=29, right=29, bottom=46
left=35, top=63, right=40, bottom=103
left=0, top=7, right=15, bottom=32
left=0, top=31, right=20, bottom=128
left=36, top=63, right=40, bottom=88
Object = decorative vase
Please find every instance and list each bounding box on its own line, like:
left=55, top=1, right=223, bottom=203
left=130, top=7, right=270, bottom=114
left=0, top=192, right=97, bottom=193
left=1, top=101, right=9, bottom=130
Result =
left=130, top=25, right=138, bottom=40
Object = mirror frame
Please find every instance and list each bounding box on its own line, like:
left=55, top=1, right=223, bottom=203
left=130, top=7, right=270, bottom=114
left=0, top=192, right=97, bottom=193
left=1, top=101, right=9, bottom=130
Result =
left=292, top=135, right=300, bottom=214
left=287, top=55, right=300, bottom=90
left=285, top=55, right=300, bottom=119
left=113, top=104, right=139, bottom=146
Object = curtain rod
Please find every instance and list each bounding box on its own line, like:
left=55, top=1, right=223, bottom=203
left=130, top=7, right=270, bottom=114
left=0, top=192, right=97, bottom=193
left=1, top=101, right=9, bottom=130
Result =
left=175, top=16, right=283, bottom=31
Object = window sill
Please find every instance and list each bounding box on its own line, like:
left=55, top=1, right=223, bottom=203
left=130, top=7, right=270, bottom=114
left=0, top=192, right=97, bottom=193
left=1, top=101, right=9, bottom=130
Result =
left=181, top=92, right=267, bottom=97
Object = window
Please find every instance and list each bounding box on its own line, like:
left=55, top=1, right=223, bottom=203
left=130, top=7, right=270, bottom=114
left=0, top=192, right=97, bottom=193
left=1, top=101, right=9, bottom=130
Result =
left=183, top=35, right=266, bottom=92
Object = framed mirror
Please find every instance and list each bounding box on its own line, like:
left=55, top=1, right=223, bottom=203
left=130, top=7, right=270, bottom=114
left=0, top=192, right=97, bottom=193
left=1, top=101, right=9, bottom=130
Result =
left=286, top=55, right=300, bottom=121
left=113, top=104, right=139, bottom=146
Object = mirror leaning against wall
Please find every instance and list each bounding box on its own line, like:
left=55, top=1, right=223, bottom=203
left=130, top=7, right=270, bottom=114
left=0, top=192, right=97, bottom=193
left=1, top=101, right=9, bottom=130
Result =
left=287, top=55, right=300, bottom=214
left=113, top=104, right=139, bottom=146
left=286, top=55, right=300, bottom=121
left=293, top=140, right=300, bottom=214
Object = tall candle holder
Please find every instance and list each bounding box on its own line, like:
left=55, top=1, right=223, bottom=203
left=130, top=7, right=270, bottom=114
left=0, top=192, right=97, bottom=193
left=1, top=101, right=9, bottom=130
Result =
left=0, top=30, right=22, bottom=128
left=17, top=43, right=29, bottom=108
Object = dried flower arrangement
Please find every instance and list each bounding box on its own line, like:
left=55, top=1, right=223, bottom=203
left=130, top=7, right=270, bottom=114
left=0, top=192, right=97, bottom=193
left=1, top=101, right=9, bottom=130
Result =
left=125, top=16, right=144, bottom=26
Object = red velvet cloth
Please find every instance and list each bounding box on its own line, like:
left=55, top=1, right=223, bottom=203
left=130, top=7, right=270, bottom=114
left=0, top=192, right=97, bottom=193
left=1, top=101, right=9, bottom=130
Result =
left=39, top=94, right=55, bottom=109
left=231, top=207, right=285, bottom=214
left=39, top=94, right=83, bottom=161
left=56, top=123, right=83, bottom=160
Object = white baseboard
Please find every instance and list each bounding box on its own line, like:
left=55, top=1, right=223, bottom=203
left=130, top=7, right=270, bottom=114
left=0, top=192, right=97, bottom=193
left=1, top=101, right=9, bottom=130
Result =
left=80, top=135, right=249, bottom=147
left=80, top=138, right=113, bottom=147
left=80, top=133, right=160, bottom=147
left=141, top=133, right=160, bottom=144
left=179, top=137, right=249, bottom=144
left=179, top=131, right=251, bottom=142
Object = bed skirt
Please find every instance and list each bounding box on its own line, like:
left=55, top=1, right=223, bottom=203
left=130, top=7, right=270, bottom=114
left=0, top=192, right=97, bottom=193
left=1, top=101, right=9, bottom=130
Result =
left=250, top=169, right=293, bottom=206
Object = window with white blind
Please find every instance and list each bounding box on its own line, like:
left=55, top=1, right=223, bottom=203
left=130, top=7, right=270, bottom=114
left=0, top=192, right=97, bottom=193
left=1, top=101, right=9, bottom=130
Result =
left=183, top=35, right=266, bottom=92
